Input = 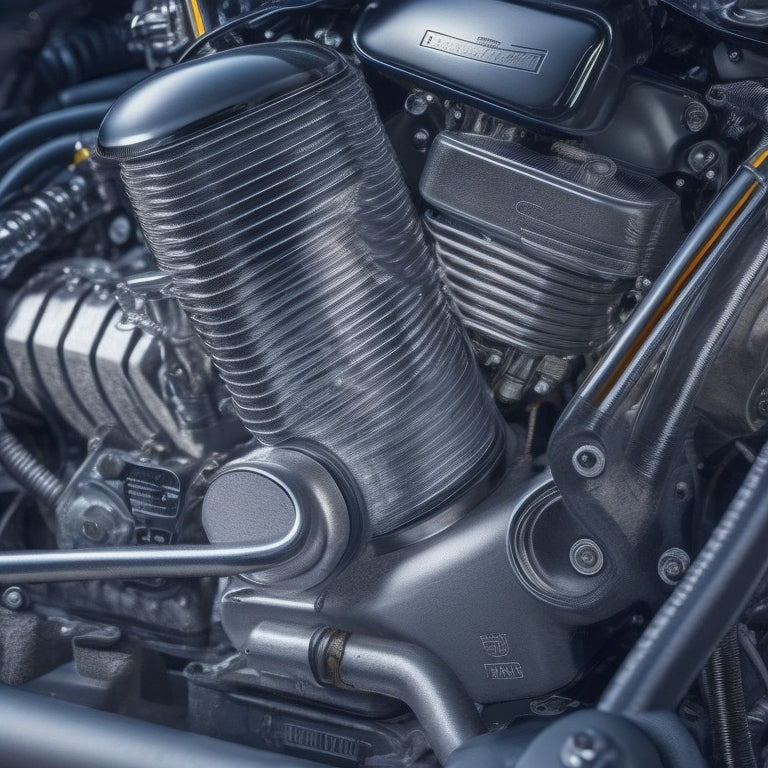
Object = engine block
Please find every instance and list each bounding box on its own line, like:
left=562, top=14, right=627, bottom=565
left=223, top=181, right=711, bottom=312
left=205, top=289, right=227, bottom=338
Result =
left=4, top=262, right=240, bottom=457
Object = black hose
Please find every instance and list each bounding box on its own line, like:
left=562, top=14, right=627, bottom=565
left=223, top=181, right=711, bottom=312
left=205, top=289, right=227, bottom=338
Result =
left=0, top=131, right=96, bottom=205
left=0, top=102, right=109, bottom=168
left=704, top=627, right=757, bottom=768
left=0, top=420, right=63, bottom=508
left=35, top=20, right=141, bottom=94
left=599, top=440, right=768, bottom=714
left=50, top=70, right=149, bottom=110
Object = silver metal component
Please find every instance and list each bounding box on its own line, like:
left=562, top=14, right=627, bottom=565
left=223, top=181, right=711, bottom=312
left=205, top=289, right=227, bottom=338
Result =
left=421, top=132, right=684, bottom=402
left=244, top=621, right=484, bottom=765
left=657, top=547, right=690, bottom=585
left=130, top=1, right=190, bottom=70
left=203, top=448, right=350, bottom=590
left=4, top=264, right=240, bottom=457
left=0, top=523, right=307, bottom=585
left=560, top=730, right=612, bottom=767
left=569, top=539, right=604, bottom=576
left=683, top=101, right=709, bottom=133
left=107, top=214, right=132, bottom=245
left=571, top=445, right=606, bottom=478
left=1, top=586, right=25, bottom=610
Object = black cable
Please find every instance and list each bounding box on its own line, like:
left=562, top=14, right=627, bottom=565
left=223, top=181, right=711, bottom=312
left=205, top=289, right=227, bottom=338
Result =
left=740, top=624, right=768, bottom=695
left=0, top=102, right=109, bottom=169
left=178, top=1, right=338, bottom=62
left=0, top=130, right=96, bottom=205
left=0, top=420, right=63, bottom=509
left=704, top=627, right=758, bottom=768
left=49, top=70, right=149, bottom=110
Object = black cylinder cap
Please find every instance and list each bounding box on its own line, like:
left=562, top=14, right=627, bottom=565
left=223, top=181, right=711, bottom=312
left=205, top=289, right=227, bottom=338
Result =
left=98, top=42, right=343, bottom=159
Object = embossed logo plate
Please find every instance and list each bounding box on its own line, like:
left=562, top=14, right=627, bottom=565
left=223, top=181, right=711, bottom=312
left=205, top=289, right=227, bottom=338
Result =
left=420, top=30, right=546, bottom=73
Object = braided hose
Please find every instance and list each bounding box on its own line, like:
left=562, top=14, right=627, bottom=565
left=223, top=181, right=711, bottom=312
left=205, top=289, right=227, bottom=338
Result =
left=0, top=420, right=63, bottom=508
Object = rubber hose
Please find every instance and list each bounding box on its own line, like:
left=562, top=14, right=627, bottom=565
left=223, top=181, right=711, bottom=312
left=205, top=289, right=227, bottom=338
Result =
left=599, top=440, right=768, bottom=713
left=0, top=420, right=63, bottom=508
left=0, top=102, right=109, bottom=167
left=51, top=70, right=148, bottom=109
left=704, top=627, right=757, bottom=768
left=35, top=20, right=141, bottom=93
left=0, top=131, right=96, bottom=204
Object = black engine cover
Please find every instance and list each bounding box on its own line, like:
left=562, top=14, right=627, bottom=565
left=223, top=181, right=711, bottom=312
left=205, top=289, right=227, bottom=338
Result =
left=353, top=0, right=649, bottom=134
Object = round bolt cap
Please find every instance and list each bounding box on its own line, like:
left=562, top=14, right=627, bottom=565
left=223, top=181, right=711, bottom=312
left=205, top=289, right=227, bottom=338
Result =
left=2, top=586, right=25, bottom=611
left=658, top=547, right=690, bottom=585
left=569, top=539, right=604, bottom=576
left=572, top=445, right=606, bottom=478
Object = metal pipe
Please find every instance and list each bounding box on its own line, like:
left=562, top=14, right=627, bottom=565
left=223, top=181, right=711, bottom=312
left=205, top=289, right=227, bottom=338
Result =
left=0, top=683, right=322, bottom=768
left=245, top=621, right=484, bottom=765
left=0, top=520, right=306, bottom=585
left=323, top=631, right=485, bottom=764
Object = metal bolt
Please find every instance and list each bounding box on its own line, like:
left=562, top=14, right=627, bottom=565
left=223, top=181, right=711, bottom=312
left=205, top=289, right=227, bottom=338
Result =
left=705, top=168, right=717, bottom=181
left=683, top=101, right=709, bottom=133
left=404, top=92, right=429, bottom=116
left=2, top=586, right=25, bottom=611
left=108, top=215, right=132, bottom=245
left=570, top=539, right=604, bottom=576
left=757, top=388, right=768, bottom=419
left=674, top=177, right=686, bottom=188
left=728, top=48, right=743, bottom=62
left=674, top=481, right=690, bottom=501
left=658, top=547, right=690, bottom=585
left=572, top=445, right=606, bottom=478
left=96, top=452, right=126, bottom=480
left=561, top=729, right=612, bottom=767
left=412, top=128, right=431, bottom=150
left=533, top=379, right=551, bottom=395
left=81, top=505, right=113, bottom=544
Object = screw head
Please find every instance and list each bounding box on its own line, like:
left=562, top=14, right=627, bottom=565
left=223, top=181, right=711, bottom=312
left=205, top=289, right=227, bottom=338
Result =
left=81, top=505, right=114, bottom=544
left=728, top=48, right=743, bottom=62
left=2, top=587, right=24, bottom=611
left=572, top=445, right=606, bottom=478
left=570, top=539, right=604, bottom=576
left=658, top=547, right=690, bottom=585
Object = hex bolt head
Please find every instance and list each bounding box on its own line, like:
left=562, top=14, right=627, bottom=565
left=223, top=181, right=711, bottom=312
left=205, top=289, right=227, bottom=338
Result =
left=572, top=445, right=606, bottom=478
left=80, top=505, right=114, bottom=544
left=657, top=547, right=690, bottom=585
left=2, top=586, right=25, bottom=611
left=570, top=539, right=604, bottom=576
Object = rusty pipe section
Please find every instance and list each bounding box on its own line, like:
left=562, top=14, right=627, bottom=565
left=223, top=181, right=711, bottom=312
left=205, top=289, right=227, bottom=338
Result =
left=244, top=621, right=484, bottom=764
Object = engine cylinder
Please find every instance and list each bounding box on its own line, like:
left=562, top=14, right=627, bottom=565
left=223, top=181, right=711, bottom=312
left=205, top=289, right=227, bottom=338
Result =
left=98, top=42, right=504, bottom=537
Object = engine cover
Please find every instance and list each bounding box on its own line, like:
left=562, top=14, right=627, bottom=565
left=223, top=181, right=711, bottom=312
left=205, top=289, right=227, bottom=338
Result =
left=353, top=0, right=651, bottom=134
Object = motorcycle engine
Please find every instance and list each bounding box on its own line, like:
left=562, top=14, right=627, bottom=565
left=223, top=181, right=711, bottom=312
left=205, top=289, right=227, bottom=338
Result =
left=1, top=0, right=767, bottom=766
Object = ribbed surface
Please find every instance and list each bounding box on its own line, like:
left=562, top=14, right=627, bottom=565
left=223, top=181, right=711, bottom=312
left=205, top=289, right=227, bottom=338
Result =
left=425, top=213, right=628, bottom=356
left=111, top=54, right=503, bottom=536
